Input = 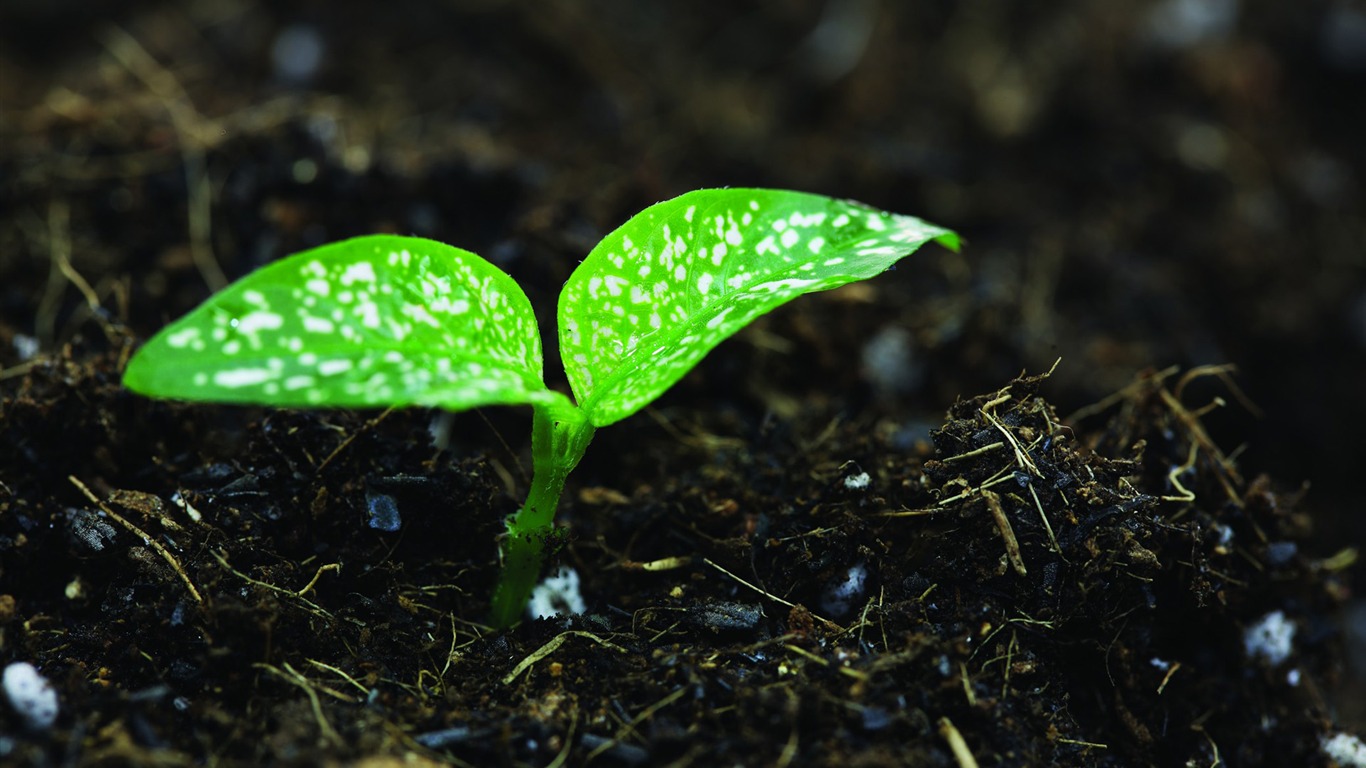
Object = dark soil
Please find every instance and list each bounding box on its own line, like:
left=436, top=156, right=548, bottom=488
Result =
left=1, top=1, right=1362, bottom=765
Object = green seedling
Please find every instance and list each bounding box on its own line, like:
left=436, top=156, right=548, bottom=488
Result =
left=123, top=188, right=959, bottom=627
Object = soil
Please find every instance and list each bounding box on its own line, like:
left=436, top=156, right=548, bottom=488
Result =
left=1, top=1, right=1363, bottom=766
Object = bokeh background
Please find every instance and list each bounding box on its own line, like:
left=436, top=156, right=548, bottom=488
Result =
left=3, top=0, right=1364, bottom=726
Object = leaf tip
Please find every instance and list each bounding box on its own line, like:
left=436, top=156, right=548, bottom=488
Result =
left=934, top=230, right=963, bottom=253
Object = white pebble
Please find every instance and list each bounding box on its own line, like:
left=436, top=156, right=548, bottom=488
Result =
left=820, top=562, right=868, bottom=616
left=843, top=472, right=871, bottom=490
left=12, top=334, right=39, bottom=361
left=3, top=662, right=58, bottom=730
left=1243, top=610, right=1296, bottom=666
left=527, top=566, right=586, bottom=619
left=1322, top=731, right=1366, bottom=767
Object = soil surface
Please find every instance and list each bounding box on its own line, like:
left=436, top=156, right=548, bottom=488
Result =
left=1, top=1, right=1363, bottom=766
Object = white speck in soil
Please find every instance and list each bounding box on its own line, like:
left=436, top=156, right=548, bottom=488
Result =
left=843, top=471, right=871, bottom=490
left=528, top=566, right=586, bottom=619
left=820, top=562, right=868, bottom=617
left=1322, top=731, right=1366, bottom=767
left=1244, top=610, right=1296, bottom=666
left=3, top=662, right=58, bottom=731
left=12, top=334, right=38, bottom=361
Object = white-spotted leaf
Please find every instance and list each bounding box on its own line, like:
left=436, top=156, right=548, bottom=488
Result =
left=124, top=235, right=567, bottom=411
left=559, top=188, right=959, bottom=427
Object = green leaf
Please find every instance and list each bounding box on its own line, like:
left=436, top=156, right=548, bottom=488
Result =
left=558, top=188, right=958, bottom=427
left=124, top=235, right=566, bottom=412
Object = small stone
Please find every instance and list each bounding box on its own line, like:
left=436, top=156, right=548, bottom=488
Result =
left=527, top=567, right=586, bottom=619
left=364, top=490, right=401, bottom=532
left=1322, top=731, right=1366, bottom=767
left=1244, top=610, right=1295, bottom=666
left=820, top=563, right=869, bottom=617
left=3, top=662, right=58, bottom=730
left=691, top=600, right=764, bottom=632
left=843, top=471, right=871, bottom=490
left=12, top=334, right=39, bottom=361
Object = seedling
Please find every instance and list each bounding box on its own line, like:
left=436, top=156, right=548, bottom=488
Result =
left=123, top=188, right=958, bottom=627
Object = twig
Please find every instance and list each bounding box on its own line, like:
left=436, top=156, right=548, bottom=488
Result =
left=935, top=472, right=1017, bottom=506
left=1057, top=738, right=1109, bottom=749
left=0, top=361, right=40, bottom=382
left=983, top=490, right=1026, bottom=576
left=621, top=555, right=692, bottom=572
left=1162, top=442, right=1199, bottom=503
left=69, top=475, right=204, bottom=605
left=316, top=407, right=395, bottom=472
left=210, top=550, right=362, bottom=626
left=501, top=631, right=629, bottom=685
left=939, top=441, right=1005, bottom=463
left=585, top=687, right=686, bottom=761
left=982, top=409, right=1040, bottom=478
left=1175, top=364, right=1262, bottom=418
left=877, top=507, right=943, bottom=517
left=305, top=658, right=369, bottom=698
left=776, top=688, right=799, bottom=768
left=1027, top=482, right=1064, bottom=557
left=255, top=662, right=342, bottom=746
left=1157, top=386, right=1242, bottom=504
left=544, top=707, right=578, bottom=768
left=296, top=563, right=341, bottom=597
left=938, top=716, right=980, bottom=768
left=1001, top=629, right=1017, bottom=699
left=702, top=558, right=841, bottom=631
left=1156, top=661, right=1181, bottom=695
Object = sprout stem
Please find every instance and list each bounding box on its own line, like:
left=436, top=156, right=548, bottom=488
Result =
left=488, top=401, right=595, bottom=627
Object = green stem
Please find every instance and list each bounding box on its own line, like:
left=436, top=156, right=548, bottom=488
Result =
left=488, top=400, right=595, bottom=628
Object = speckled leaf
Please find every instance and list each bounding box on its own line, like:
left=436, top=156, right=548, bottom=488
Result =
left=124, top=235, right=567, bottom=411
left=559, top=188, right=958, bottom=427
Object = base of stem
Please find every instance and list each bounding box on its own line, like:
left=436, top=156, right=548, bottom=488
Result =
left=488, top=528, right=553, bottom=628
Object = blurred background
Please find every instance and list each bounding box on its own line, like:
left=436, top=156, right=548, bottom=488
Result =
left=2, top=0, right=1364, bottom=724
